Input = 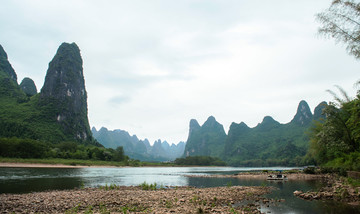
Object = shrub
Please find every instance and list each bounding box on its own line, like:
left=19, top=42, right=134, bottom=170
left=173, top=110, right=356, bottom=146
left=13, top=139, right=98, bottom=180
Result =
left=303, top=167, right=316, bottom=174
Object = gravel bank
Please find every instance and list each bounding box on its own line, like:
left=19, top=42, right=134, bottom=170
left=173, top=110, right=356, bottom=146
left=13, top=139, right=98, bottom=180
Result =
left=0, top=186, right=273, bottom=213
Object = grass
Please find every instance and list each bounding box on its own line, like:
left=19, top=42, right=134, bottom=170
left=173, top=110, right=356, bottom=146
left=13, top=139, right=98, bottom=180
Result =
left=346, top=177, right=360, bottom=188
left=139, top=182, right=157, bottom=190
left=0, top=157, right=128, bottom=167
left=99, top=183, right=121, bottom=190
left=120, top=204, right=150, bottom=214
left=0, top=157, right=176, bottom=167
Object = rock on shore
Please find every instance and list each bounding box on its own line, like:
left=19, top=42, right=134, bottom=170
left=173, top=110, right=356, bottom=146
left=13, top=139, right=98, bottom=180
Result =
left=293, top=175, right=360, bottom=205
left=0, top=186, right=271, bottom=213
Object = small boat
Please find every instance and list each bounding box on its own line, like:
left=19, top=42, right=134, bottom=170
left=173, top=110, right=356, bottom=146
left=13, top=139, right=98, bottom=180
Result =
left=267, top=174, right=287, bottom=180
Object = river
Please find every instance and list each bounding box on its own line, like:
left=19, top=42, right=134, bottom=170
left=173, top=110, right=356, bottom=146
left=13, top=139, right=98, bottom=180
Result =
left=0, top=166, right=359, bottom=213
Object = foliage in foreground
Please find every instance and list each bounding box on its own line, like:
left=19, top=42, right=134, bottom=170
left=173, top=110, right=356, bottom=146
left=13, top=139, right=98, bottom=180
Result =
left=174, top=156, right=226, bottom=166
left=316, top=0, right=360, bottom=59
left=308, top=83, right=360, bottom=171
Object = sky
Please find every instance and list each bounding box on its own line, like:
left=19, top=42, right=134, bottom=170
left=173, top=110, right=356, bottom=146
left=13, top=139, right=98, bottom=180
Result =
left=1, top=0, right=359, bottom=145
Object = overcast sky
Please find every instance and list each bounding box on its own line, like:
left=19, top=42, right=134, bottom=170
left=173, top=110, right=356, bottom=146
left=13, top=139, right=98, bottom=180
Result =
left=1, top=0, right=359, bottom=145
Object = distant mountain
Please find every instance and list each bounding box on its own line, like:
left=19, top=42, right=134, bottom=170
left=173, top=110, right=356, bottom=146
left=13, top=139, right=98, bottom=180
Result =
left=313, top=101, right=327, bottom=121
left=183, top=116, right=227, bottom=157
left=290, top=100, right=313, bottom=126
left=0, top=43, right=99, bottom=145
left=183, top=101, right=327, bottom=166
left=20, top=77, right=37, bottom=96
left=92, top=127, right=185, bottom=161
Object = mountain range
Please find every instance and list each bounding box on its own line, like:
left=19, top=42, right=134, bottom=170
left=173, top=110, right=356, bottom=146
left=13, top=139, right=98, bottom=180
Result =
left=0, top=42, right=327, bottom=166
left=183, top=100, right=326, bottom=166
left=92, top=127, right=185, bottom=161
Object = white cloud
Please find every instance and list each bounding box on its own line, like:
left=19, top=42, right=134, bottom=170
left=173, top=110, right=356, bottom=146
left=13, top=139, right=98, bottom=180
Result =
left=0, top=0, right=359, bottom=144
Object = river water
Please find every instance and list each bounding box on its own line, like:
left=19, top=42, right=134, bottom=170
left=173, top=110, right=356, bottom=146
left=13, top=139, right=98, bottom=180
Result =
left=0, top=166, right=359, bottom=213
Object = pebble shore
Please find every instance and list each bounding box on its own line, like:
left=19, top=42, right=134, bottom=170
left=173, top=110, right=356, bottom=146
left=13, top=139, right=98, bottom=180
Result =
left=293, top=175, right=360, bottom=206
left=0, top=186, right=273, bottom=213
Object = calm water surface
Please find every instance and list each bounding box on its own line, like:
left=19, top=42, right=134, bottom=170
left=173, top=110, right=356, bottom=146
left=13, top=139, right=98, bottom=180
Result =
left=0, top=167, right=359, bottom=213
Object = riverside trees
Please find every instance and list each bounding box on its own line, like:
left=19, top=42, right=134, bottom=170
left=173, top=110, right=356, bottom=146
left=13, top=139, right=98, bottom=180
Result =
left=308, top=84, right=360, bottom=170
left=317, top=0, right=360, bottom=59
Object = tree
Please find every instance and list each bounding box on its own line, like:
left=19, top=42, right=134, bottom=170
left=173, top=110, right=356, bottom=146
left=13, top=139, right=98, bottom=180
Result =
left=316, top=0, right=360, bottom=59
left=308, top=84, right=360, bottom=167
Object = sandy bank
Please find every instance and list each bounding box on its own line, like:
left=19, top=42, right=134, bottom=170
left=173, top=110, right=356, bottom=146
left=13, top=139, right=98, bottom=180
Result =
left=0, top=162, right=121, bottom=168
left=0, top=186, right=273, bottom=213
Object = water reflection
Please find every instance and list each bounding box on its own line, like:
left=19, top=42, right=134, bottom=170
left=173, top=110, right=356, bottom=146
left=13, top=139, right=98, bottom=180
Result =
left=0, top=168, right=84, bottom=193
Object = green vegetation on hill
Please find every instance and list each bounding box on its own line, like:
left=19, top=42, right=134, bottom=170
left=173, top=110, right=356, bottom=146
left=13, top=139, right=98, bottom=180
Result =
left=183, top=101, right=326, bottom=167
left=20, top=77, right=37, bottom=96
left=174, top=156, right=226, bottom=166
left=0, top=137, right=127, bottom=162
left=0, top=94, right=67, bottom=142
left=183, top=116, right=227, bottom=157
left=0, top=43, right=99, bottom=146
left=223, top=117, right=312, bottom=167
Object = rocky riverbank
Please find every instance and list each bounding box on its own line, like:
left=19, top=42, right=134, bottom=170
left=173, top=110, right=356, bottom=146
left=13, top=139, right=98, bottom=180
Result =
left=293, top=174, right=360, bottom=206
left=186, top=171, right=329, bottom=180
left=0, top=186, right=275, bottom=213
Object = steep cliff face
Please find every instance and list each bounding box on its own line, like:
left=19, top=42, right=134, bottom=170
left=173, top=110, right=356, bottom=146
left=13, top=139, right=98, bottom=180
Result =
left=290, top=100, right=313, bottom=126
left=0, top=45, right=24, bottom=99
left=183, top=116, right=227, bottom=157
left=0, top=45, right=17, bottom=83
left=0, top=43, right=98, bottom=145
left=40, top=42, right=91, bottom=141
left=20, top=77, right=37, bottom=96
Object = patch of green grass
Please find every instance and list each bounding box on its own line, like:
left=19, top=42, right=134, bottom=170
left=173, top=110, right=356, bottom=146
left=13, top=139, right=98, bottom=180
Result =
left=229, top=207, right=238, bottom=214
left=0, top=157, right=179, bottom=168
left=84, top=205, right=93, bottom=214
left=139, top=182, right=157, bottom=190
left=65, top=203, right=81, bottom=214
left=100, top=183, right=121, bottom=191
left=80, top=181, right=85, bottom=189
left=120, top=204, right=149, bottom=213
left=243, top=207, right=251, bottom=212
left=346, top=177, right=360, bottom=187
left=0, top=157, right=128, bottom=167
left=165, top=200, right=173, bottom=208
left=99, top=203, right=110, bottom=214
